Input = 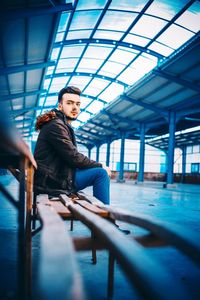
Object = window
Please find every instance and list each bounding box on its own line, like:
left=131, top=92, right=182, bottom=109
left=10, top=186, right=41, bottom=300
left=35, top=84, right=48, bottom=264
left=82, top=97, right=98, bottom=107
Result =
left=191, top=163, right=200, bottom=173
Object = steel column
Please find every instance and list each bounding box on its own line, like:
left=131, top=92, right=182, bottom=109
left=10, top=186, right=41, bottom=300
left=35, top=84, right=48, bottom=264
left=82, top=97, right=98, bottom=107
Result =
left=106, top=140, right=111, bottom=167
left=96, top=145, right=100, bottom=162
left=166, top=111, right=176, bottom=185
left=138, top=124, right=145, bottom=182
left=118, top=132, right=125, bottom=182
left=181, top=146, right=187, bottom=183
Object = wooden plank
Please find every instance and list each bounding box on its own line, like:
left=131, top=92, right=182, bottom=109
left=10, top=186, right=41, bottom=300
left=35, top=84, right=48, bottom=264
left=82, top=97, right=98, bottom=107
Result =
left=49, top=200, right=72, bottom=218
left=36, top=196, right=85, bottom=300
left=75, top=200, right=109, bottom=217
left=67, top=202, right=190, bottom=300
left=99, top=206, right=200, bottom=267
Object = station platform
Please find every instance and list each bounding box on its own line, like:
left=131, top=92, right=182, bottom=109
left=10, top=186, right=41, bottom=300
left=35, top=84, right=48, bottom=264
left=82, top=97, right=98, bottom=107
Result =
left=0, top=175, right=200, bottom=299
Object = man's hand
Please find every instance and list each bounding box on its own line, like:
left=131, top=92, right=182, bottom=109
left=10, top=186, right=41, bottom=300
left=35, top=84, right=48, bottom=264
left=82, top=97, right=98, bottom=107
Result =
left=102, top=164, right=111, bottom=177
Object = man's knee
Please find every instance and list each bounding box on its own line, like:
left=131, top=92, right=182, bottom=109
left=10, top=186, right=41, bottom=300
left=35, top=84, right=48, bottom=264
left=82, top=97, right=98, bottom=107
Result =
left=96, top=167, right=109, bottom=179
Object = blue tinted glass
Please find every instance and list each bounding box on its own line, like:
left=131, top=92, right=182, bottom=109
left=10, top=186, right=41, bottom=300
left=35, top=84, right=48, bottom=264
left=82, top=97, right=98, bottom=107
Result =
left=76, top=0, right=107, bottom=10
left=70, top=11, right=102, bottom=30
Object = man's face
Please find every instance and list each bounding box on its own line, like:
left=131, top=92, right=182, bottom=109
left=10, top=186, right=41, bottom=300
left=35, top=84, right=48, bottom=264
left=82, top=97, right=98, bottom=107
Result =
left=58, top=93, right=81, bottom=121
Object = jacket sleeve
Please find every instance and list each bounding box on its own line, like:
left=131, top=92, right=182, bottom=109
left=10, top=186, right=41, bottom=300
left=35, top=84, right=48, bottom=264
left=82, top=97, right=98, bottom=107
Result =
left=45, top=120, right=102, bottom=169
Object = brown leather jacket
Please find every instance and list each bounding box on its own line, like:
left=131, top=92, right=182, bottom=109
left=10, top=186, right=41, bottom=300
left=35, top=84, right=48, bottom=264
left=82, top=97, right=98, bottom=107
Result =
left=34, top=109, right=102, bottom=196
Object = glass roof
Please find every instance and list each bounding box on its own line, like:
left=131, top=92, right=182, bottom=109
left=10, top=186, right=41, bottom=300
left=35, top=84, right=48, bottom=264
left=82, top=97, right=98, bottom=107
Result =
left=36, top=0, right=200, bottom=130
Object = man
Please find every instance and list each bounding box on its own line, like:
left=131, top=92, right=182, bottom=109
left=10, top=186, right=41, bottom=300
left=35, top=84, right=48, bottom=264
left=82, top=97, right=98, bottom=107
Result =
left=34, top=86, right=111, bottom=204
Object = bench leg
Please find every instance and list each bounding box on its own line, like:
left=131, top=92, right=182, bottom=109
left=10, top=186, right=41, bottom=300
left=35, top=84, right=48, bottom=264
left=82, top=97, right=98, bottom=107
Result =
left=32, top=193, right=37, bottom=230
left=91, top=231, right=97, bottom=264
left=107, top=251, right=115, bottom=298
left=70, top=218, right=74, bottom=231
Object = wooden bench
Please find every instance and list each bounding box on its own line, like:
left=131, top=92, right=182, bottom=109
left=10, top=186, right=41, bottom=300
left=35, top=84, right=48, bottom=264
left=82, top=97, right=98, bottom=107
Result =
left=34, top=191, right=200, bottom=300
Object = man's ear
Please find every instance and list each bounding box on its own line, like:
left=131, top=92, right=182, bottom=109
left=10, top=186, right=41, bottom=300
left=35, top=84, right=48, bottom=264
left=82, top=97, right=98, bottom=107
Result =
left=58, top=103, right=62, bottom=110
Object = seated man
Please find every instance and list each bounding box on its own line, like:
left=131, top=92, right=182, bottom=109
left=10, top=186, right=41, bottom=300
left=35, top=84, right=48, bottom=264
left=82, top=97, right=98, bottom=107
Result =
left=34, top=86, right=111, bottom=204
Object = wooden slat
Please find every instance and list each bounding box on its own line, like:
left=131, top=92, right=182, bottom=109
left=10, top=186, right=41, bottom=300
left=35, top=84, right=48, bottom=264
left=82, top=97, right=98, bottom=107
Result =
left=75, top=200, right=109, bottom=217
left=36, top=195, right=85, bottom=300
left=98, top=206, right=200, bottom=267
left=36, top=195, right=72, bottom=218
left=49, top=200, right=72, bottom=218
left=66, top=202, right=190, bottom=300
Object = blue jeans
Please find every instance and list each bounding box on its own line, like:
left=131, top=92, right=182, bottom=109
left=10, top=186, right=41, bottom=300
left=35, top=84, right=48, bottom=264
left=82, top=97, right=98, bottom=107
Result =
left=75, top=167, right=110, bottom=204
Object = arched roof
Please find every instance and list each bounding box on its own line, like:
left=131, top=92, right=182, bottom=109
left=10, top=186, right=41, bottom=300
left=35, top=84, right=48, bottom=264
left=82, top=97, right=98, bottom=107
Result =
left=0, top=0, right=200, bottom=145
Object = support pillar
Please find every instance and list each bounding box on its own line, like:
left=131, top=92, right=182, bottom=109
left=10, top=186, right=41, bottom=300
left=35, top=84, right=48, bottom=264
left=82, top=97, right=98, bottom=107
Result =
left=106, top=139, right=111, bottom=167
left=138, top=123, right=145, bottom=183
left=118, top=132, right=125, bottom=182
left=181, top=146, right=186, bottom=183
left=88, top=147, right=91, bottom=159
left=96, top=144, right=100, bottom=162
left=165, top=111, right=176, bottom=186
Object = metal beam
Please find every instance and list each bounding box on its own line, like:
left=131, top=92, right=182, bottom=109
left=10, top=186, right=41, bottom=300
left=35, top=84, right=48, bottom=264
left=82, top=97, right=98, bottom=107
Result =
left=75, top=133, right=95, bottom=144
left=55, top=39, right=164, bottom=59
left=77, top=128, right=103, bottom=140
left=46, top=72, right=128, bottom=88
left=172, top=94, right=200, bottom=111
left=177, top=106, right=200, bottom=118
left=102, top=110, right=140, bottom=128
left=0, top=61, right=56, bottom=75
left=123, top=95, right=167, bottom=116
left=1, top=90, right=47, bottom=101
left=89, top=121, right=116, bottom=134
left=0, top=3, right=73, bottom=20
left=153, top=69, right=200, bottom=93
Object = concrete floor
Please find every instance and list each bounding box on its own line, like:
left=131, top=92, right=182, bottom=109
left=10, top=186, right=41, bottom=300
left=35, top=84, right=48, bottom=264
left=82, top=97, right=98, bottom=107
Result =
left=0, top=175, right=200, bottom=299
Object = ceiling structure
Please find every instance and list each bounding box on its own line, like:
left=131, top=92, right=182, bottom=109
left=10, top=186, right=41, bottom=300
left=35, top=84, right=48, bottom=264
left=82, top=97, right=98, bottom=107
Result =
left=0, top=0, right=200, bottom=150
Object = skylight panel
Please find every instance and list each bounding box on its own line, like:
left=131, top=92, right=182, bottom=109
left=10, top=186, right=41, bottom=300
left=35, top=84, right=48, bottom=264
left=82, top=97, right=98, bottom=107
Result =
left=109, top=48, right=137, bottom=64
left=175, top=2, right=200, bottom=33
left=46, top=66, right=55, bottom=76
left=130, top=55, right=157, bottom=74
left=39, top=97, right=45, bottom=106
left=44, top=96, right=57, bottom=107
left=123, top=34, right=150, bottom=46
left=66, top=30, right=93, bottom=40
left=93, top=30, right=124, bottom=40
left=55, top=32, right=65, bottom=43
left=56, top=58, right=79, bottom=72
left=145, top=0, right=188, bottom=21
left=49, top=84, right=66, bottom=93
left=130, top=15, right=167, bottom=39
left=80, top=96, right=93, bottom=109
left=157, top=24, right=194, bottom=49
left=44, top=79, right=51, bottom=89
left=51, top=77, right=68, bottom=86
left=76, top=0, right=107, bottom=10
left=78, top=111, right=91, bottom=122
left=70, top=10, right=102, bottom=30
left=84, top=45, right=113, bottom=59
left=87, top=100, right=104, bottom=114
left=88, top=78, right=110, bottom=89
left=109, top=0, right=148, bottom=12
left=76, top=58, right=104, bottom=72
left=148, top=42, right=174, bottom=57
left=83, top=86, right=102, bottom=97
left=100, top=61, right=126, bottom=75
left=51, top=47, right=60, bottom=60
left=117, top=66, right=139, bottom=85
left=68, top=76, right=91, bottom=89
left=61, top=45, right=85, bottom=58
left=58, top=12, right=70, bottom=32
left=98, top=82, right=124, bottom=102
left=99, top=11, right=137, bottom=31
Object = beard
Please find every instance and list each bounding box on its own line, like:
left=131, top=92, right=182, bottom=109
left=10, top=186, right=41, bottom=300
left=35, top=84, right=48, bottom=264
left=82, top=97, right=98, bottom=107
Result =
left=66, top=115, right=77, bottom=121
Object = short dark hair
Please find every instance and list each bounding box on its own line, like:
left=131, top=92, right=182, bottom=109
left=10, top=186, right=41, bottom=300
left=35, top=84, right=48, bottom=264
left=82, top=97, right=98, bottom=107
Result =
left=58, top=86, right=81, bottom=103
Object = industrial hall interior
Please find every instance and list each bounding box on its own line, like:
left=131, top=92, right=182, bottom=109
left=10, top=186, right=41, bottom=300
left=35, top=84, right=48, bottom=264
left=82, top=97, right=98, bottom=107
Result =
left=0, top=0, right=200, bottom=299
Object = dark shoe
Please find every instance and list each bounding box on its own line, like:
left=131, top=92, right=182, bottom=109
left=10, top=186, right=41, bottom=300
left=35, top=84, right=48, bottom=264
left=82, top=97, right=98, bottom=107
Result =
left=115, top=224, right=131, bottom=235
